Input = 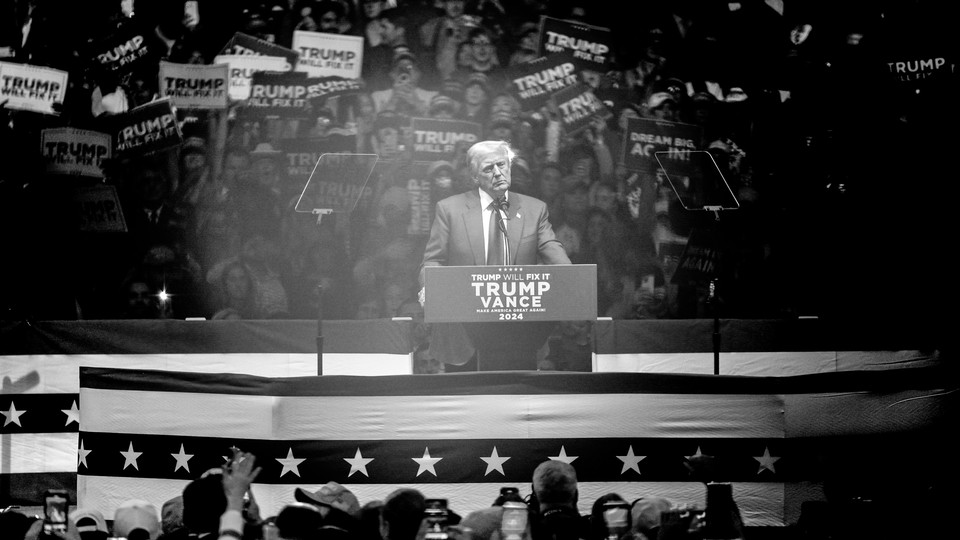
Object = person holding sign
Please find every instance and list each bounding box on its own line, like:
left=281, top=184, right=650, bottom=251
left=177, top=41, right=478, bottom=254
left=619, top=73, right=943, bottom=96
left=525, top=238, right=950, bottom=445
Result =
left=419, top=140, right=570, bottom=371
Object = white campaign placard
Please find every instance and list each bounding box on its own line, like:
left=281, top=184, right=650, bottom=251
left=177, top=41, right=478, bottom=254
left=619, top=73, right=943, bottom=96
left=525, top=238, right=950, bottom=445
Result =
left=213, top=54, right=291, bottom=101
left=159, top=61, right=229, bottom=109
left=0, top=61, right=68, bottom=115
left=40, top=128, right=111, bottom=177
left=292, top=31, right=363, bottom=79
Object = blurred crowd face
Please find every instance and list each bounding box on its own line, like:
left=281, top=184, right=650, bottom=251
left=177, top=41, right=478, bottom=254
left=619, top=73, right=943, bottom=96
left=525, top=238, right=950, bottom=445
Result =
left=363, top=0, right=383, bottom=19
left=470, top=33, right=495, bottom=64
left=443, top=0, right=466, bottom=18
left=224, top=265, right=252, bottom=303
left=539, top=168, right=562, bottom=201
left=464, top=84, right=486, bottom=106
left=392, top=59, right=421, bottom=87
left=593, top=185, right=617, bottom=214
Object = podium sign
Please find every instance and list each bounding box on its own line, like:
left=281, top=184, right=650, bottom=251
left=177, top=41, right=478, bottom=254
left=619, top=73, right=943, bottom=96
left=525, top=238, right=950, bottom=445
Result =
left=424, top=264, right=597, bottom=323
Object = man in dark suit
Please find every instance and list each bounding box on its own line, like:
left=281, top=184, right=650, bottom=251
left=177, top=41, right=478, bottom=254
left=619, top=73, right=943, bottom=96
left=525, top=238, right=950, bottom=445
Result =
left=419, top=140, right=570, bottom=371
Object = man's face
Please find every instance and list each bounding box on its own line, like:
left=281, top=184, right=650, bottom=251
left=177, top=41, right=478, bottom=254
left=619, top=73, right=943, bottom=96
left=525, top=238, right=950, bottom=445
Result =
left=319, top=10, right=340, bottom=31
left=464, top=84, right=486, bottom=105
left=377, top=127, right=399, bottom=155
left=391, top=59, right=420, bottom=87
left=363, top=0, right=382, bottom=19
left=470, top=33, right=494, bottom=63
left=444, top=0, right=465, bottom=18
left=473, top=147, right=511, bottom=198
left=491, top=95, right=514, bottom=115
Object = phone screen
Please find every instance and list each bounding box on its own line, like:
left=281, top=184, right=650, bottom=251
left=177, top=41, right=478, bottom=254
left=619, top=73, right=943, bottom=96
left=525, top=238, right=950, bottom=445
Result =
left=43, top=491, right=69, bottom=534
left=602, top=502, right=631, bottom=537
left=424, top=499, right=449, bottom=540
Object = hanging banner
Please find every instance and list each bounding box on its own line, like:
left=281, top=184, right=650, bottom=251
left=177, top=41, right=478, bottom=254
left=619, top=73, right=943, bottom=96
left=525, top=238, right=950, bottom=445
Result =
left=219, top=32, right=301, bottom=68
left=537, top=16, right=613, bottom=72
left=622, top=117, right=702, bottom=173
left=111, top=98, right=182, bottom=156
left=506, top=56, right=579, bottom=111
left=158, top=61, right=229, bottom=109
left=293, top=31, right=363, bottom=79
left=0, top=61, right=68, bottom=115
left=549, top=83, right=611, bottom=136
left=410, top=118, right=482, bottom=162
left=73, top=185, right=128, bottom=233
left=213, top=54, right=291, bottom=101
left=87, top=24, right=154, bottom=77
left=40, top=128, right=111, bottom=178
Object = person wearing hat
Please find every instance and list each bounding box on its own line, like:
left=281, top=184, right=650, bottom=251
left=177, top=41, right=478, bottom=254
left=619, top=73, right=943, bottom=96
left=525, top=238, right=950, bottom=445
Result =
left=428, top=93, right=460, bottom=119
left=113, top=500, right=162, bottom=540
left=372, top=110, right=403, bottom=158
left=509, top=21, right=540, bottom=66
left=486, top=110, right=514, bottom=141
left=70, top=508, right=109, bottom=540
left=371, top=46, right=437, bottom=117
left=419, top=140, right=570, bottom=370
left=461, top=71, right=490, bottom=125
left=645, top=91, right=678, bottom=121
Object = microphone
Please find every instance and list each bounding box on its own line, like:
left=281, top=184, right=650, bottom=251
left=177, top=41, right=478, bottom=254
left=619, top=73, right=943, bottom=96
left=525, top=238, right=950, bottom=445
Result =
left=496, top=196, right=510, bottom=220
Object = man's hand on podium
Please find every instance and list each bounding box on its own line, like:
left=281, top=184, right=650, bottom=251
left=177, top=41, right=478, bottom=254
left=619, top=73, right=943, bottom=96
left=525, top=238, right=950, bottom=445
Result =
left=418, top=287, right=425, bottom=307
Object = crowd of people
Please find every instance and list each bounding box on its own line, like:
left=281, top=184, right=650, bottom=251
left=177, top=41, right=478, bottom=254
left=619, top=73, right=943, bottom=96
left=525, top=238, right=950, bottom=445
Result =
left=0, top=0, right=954, bottom=328
left=0, top=450, right=877, bottom=540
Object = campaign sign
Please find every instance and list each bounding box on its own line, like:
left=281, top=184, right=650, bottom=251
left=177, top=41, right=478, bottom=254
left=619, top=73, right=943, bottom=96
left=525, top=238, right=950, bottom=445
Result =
left=282, top=137, right=357, bottom=187
left=622, top=117, right=702, bottom=173
left=506, top=56, right=578, bottom=111
left=423, top=264, right=598, bottom=323
left=549, top=83, right=611, bottom=136
left=89, top=24, right=153, bottom=76
left=159, top=62, right=229, bottom=109
left=219, top=32, right=300, bottom=68
left=293, top=31, right=363, bottom=79
left=40, top=128, right=111, bottom=177
left=112, top=98, right=182, bottom=156
left=0, top=61, right=67, bottom=115
left=410, top=118, right=482, bottom=162
left=73, top=185, right=127, bottom=233
left=213, top=54, right=292, bottom=101
left=245, top=71, right=311, bottom=117
left=306, top=76, right=365, bottom=103
left=537, top=16, right=613, bottom=71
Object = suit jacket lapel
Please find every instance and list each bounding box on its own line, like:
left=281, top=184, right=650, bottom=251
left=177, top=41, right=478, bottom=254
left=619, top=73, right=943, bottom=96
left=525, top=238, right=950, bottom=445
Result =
left=462, top=190, right=485, bottom=265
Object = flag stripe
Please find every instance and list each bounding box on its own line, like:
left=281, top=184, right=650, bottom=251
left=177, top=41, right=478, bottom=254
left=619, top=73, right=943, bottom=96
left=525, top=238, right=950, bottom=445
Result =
left=78, top=365, right=951, bottom=397
left=80, top=387, right=787, bottom=440
left=1, top=394, right=78, bottom=433
left=0, top=433, right=77, bottom=473
left=75, top=431, right=943, bottom=484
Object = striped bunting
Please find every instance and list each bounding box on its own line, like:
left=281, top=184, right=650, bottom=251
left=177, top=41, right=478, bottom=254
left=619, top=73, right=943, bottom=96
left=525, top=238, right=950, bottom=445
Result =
left=77, top=366, right=955, bottom=527
left=0, top=319, right=412, bottom=504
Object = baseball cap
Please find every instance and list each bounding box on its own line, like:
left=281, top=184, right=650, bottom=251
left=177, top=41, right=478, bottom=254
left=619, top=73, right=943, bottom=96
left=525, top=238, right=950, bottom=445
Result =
left=294, top=482, right=362, bottom=519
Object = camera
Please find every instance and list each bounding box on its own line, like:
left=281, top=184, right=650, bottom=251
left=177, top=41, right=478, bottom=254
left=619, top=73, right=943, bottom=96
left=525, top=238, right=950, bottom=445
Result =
left=424, top=498, right=449, bottom=540
left=43, top=489, right=70, bottom=535
left=500, top=501, right=528, bottom=540
left=601, top=501, right=631, bottom=540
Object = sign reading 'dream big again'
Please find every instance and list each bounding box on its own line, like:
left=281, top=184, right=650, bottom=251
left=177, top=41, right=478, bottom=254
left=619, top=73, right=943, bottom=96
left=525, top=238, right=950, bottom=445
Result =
left=423, top=264, right=597, bottom=323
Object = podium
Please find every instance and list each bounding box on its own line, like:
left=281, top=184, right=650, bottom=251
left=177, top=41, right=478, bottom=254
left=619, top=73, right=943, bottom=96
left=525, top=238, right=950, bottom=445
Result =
left=424, top=264, right=597, bottom=370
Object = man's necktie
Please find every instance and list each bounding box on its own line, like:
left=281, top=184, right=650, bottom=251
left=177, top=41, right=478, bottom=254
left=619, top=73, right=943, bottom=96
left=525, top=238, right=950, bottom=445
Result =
left=487, top=198, right=509, bottom=265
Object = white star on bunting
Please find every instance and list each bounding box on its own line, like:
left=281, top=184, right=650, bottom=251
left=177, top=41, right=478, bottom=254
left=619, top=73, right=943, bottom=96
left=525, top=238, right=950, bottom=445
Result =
left=413, top=447, right=442, bottom=477
left=2, top=401, right=26, bottom=427
left=277, top=448, right=306, bottom=477
left=754, top=447, right=780, bottom=475
left=480, top=446, right=510, bottom=476
left=548, top=446, right=578, bottom=464
left=616, top=445, right=646, bottom=475
left=62, top=400, right=80, bottom=426
left=120, top=442, right=142, bottom=471
left=78, top=439, right=92, bottom=468
left=344, top=448, right=374, bottom=477
left=172, top=444, right=194, bottom=473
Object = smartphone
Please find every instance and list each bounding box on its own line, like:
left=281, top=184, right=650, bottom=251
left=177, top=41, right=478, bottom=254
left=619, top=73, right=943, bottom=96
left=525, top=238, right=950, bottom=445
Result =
left=184, top=1, right=200, bottom=27
left=500, top=501, right=528, bottom=540
left=602, top=501, right=631, bottom=539
left=640, top=274, right=655, bottom=294
left=424, top=499, right=449, bottom=540
left=43, top=489, right=70, bottom=535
